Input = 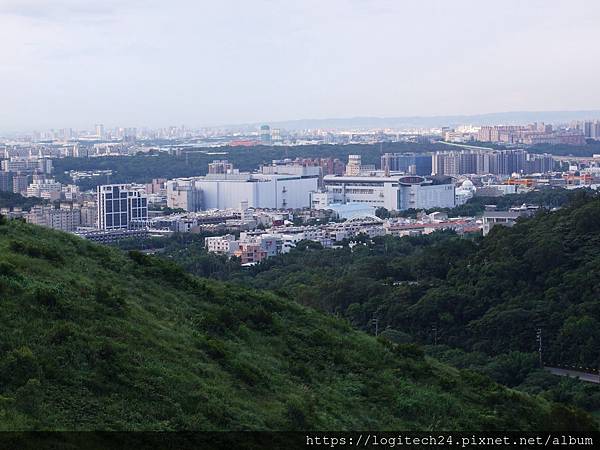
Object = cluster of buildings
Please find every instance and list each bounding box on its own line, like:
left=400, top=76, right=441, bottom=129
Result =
left=432, top=148, right=554, bottom=177
left=0, top=150, right=562, bottom=239
left=4, top=116, right=600, bottom=155
left=575, top=120, right=600, bottom=140
left=476, top=124, right=586, bottom=146
left=205, top=212, right=481, bottom=265
left=0, top=154, right=90, bottom=203
left=23, top=202, right=97, bottom=231
left=441, top=121, right=600, bottom=146
left=164, top=156, right=458, bottom=213
left=3, top=135, right=600, bottom=249
left=0, top=155, right=54, bottom=195
left=4, top=122, right=432, bottom=149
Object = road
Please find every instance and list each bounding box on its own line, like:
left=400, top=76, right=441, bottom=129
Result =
left=545, top=367, right=600, bottom=384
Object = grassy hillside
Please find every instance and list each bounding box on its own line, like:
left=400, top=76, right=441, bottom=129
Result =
left=214, top=192, right=600, bottom=371
left=0, top=217, right=594, bottom=430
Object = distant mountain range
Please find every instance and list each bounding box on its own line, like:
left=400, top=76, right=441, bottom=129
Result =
left=225, top=110, right=600, bottom=131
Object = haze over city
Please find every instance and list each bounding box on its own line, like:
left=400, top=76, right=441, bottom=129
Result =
left=1, top=0, right=599, bottom=131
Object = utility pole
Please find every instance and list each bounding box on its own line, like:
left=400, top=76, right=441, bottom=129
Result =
left=371, top=317, right=379, bottom=337
left=432, top=324, right=438, bottom=346
left=536, top=328, right=543, bottom=368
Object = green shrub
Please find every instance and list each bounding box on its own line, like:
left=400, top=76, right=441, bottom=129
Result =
left=48, top=323, right=77, bottom=345
left=0, top=347, right=41, bottom=390
left=9, top=240, right=63, bottom=263
left=15, top=379, right=42, bottom=416
left=394, top=343, right=425, bottom=360
left=0, top=261, right=16, bottom=277
left=32, top=286, right=62, bottom=310
left=225, top=358, right=262, bottom=386
left=94, top=283, right=126, bottom=312
left=202, top=338, right=227, bottom=360
left=127, top=250, right=150, bottom=266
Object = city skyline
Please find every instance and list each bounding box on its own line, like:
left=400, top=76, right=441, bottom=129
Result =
left=3, top=109, right=600, bottom=136
left=1, top=0, right=599, bottom=131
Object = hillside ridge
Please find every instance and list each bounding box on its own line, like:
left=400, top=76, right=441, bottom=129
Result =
left=0, top=216, right=595, bottom=430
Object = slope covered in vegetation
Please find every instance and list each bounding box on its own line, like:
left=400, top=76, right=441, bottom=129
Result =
left=163, top=192, right=600, bottom=413
left=222, top=192, right=600, bottom=370
left=0, top=217, right=593, bottom=430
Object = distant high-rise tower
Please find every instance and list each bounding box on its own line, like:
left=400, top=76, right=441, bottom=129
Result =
left=582, top=121, right=594, bottom=138
left=95, top=124, right=105, bottom=139
left=593, top=121, right=600, bottom=140
left=260, top=125, right=272, bottom=145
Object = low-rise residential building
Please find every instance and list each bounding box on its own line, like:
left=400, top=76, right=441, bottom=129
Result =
left=482, top=206, right=538, bottom=235
left=233, top=243, right=268, bottom=265
left=205, top=234, right=240, bottom=255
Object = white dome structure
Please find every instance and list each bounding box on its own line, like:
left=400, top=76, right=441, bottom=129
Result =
left=461, top=179, right=475, bottom=190
left=455, top=179, right=476, bottom=206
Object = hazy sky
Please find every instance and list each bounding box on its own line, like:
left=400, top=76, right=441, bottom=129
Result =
left=0, top=0, right=599, bottom=130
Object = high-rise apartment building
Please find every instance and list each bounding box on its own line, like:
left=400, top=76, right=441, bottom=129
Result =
left=345, top=155, right=362, bottom=176
left=260, top=125, right=272, bottom=145
left=12, top=174, right=29, bottom=194
left=1, top=157, right=52, bottom=174
left=432, top=149, right=548, bottom=176
left=80, top=201, right=98, bottom=228
left=582, top=121, right=593, bottom=138
left=97, top=184, right=148, bottom=230
left=0, top=171, right=13, bottom=192
left=381, top=153, right=432, bottom=176
left=478, top=124, right=585, bottom=146
left=25, top=205, right=81, bottom=232
left=95, top=124, right=105, bottom=139
left=525, top=153, right=554, bottom=173
left=594, top=122, right=600, bottom=140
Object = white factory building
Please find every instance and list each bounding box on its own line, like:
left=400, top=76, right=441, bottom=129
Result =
left=166, top=166, right=319, bottom=211
left=318, top=174, right=455, bottom=211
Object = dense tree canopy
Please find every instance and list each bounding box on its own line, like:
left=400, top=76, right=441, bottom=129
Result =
left=154, top=190, right=600, bottom=414
left=2, top=217, right=592, bottom=430
left=0, top=191, right=46, bottom=210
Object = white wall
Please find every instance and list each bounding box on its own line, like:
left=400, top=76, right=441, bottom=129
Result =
left=411, top=184, right=455, bottom=210
left=196, top=176, right=317, bottom=210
